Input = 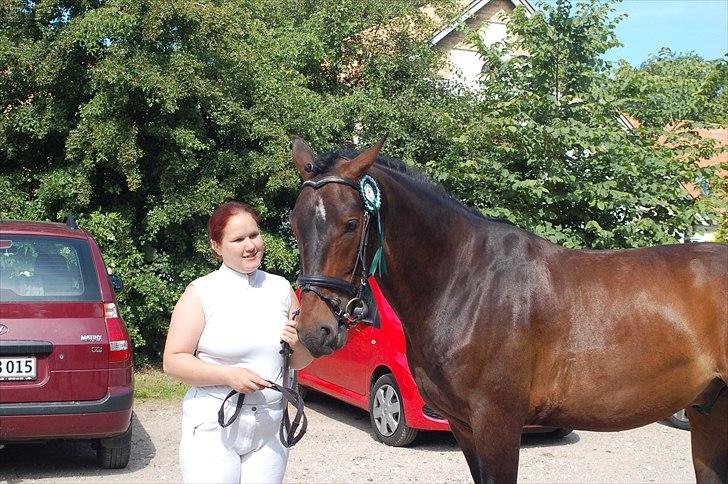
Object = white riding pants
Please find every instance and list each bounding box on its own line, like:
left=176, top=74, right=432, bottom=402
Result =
left=179, top=387, right=289, bottom=484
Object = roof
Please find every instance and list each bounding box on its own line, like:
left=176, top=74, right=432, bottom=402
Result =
left=0, top=220, right=88, bottom=239
left=430, top=0, right=536, bottom=46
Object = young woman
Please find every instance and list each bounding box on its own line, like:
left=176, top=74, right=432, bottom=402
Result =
left=163, top=201, right=313, bottom=483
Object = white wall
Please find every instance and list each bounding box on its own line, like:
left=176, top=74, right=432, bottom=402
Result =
left=448, top=21, right=508, bottom=88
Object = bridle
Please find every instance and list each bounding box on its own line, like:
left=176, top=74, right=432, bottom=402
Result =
left=296, top=175, right=373, bottom=329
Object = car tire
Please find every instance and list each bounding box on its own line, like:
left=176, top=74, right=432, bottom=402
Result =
left=96, top=422, right=132, bottom=469
left=369, top=374, right=418, bottom=446
left=665, top=409, right=690, bottom=430
left=97, top=441, right=131, bottom=469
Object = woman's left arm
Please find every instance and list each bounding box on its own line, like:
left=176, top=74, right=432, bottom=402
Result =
left=281, top=288, right=314, bottom=369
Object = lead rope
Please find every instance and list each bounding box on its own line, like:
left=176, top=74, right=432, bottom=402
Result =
left=217, top=311, right=307, bottom=447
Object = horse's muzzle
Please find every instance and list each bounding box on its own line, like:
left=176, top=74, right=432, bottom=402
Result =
left=300, top=322, right=348, bottom=357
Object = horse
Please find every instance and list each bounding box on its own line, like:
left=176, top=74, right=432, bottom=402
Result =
left=288, top=137, right=728, bottom=483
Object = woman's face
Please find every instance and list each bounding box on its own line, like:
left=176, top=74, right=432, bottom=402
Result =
left=211, top=212, right=264, bottom=274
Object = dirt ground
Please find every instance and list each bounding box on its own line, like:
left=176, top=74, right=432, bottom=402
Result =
left=0, top=391, right=695, bottom=483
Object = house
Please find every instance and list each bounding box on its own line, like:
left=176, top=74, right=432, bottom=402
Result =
left=429, top=0, right=536, bottom=88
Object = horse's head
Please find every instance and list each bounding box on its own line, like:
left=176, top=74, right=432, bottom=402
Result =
left=290, top=137, right=385, bottom=357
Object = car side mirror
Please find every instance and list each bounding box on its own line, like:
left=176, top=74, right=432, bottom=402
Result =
left=110, top=274, right=124, bottom=293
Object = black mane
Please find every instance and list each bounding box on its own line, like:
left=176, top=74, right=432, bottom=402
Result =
left=313, top=144, right=512, bottom=225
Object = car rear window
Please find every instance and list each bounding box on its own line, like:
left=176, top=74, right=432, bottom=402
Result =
left=0, top=235, right=101, bottom=302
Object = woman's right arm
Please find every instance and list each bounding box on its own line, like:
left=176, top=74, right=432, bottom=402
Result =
left=162, top=285, right=270, bottom=392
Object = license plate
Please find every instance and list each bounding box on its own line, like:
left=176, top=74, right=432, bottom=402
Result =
left=0, top=357, right=37, bottom=381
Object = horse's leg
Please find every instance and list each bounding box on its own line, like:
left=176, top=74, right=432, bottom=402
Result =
left=450, top=410, right=523, bottom=483
left=449, top=421, right=487, bottom=483
left=688, top=384, right=728, bottom=483
left=469, top=408, right=523, bottom=484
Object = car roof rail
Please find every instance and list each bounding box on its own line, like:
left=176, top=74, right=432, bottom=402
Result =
left=64, top=213, right=79, bottom=230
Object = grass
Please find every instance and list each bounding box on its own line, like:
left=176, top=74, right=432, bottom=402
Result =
left=134, top=366, right=189, bottom=400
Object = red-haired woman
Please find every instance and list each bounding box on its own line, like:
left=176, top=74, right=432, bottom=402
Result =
left=163, top=201, right=312, bottom=483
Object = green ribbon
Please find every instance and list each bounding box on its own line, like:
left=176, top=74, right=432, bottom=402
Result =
left=359, top=175, right=387, bottom=276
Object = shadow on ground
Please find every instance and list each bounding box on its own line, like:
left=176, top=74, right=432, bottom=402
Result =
left=302, top=389, right=580, bottom=451
left=0, top=412, right=154, bottom=483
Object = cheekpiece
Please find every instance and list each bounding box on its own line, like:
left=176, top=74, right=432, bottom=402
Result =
left=359, top=175, right=381, bottom=213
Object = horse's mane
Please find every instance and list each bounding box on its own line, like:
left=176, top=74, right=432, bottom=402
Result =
left=313, top=144, right=512, bottom=225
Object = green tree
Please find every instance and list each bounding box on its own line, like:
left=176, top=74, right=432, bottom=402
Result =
left=613, top=49, right=728, bottom=127
left=0, top=0, right=459, bottom=363
left=2, top=0, right=725, bottom=362
left=423, top=0, right=726, bottom=248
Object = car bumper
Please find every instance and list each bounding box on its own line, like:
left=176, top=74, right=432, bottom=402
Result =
left=0, top=386, right=133, bottom=441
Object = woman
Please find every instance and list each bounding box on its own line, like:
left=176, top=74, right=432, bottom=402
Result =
left=163, top=201, right=313, bottom=484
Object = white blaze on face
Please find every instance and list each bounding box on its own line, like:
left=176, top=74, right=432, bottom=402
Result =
left=315, top=197, right=327, bottom=222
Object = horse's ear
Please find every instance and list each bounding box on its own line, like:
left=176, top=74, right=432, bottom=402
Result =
left=341, top=135, right=387, bottom=179
left=292, top=136, right=316, bottom=180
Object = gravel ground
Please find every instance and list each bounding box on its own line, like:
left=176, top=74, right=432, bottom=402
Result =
left=0, top=391, right=694, bottom=483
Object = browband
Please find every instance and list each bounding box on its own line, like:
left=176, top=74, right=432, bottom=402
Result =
left=301, top=176, right=359, bottom=190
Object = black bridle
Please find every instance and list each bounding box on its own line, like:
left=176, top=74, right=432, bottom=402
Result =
left=296, top=175, right=372, bottom=329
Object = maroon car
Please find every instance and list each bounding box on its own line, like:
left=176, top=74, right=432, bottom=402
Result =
left=0, top=216, right=133, bottom=468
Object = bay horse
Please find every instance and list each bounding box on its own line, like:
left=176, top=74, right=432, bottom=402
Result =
left=289, top=137, right=728, bottom=483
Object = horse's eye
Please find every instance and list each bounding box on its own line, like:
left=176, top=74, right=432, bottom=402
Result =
left=344, top=220, right=358, bottom=233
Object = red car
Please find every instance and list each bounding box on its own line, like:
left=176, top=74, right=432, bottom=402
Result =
left=298, top=278, right=571, bottom=446
left=0, top=216, right=134, bottom=468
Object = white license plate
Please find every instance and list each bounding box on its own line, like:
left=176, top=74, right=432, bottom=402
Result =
left=0, top=357, right=37, bottom=381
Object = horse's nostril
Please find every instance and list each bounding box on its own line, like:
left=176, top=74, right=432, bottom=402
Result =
left=319, top=325, right=331, bottom=338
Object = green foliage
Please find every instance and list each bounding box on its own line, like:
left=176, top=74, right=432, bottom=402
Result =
left=2, top=0, right=724, bottom=363
left=613, top=49, right=728, bottom=127
left=0, top=0, right=459, bottom=364
left=716, top=217, right=728, bottom=243
left=422, top=0, right=726, bottom=248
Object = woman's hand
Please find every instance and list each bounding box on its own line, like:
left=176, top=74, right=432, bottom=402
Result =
left=225, top=367, right=271, bottom=393
left=280, top=318, right=300, bottom=348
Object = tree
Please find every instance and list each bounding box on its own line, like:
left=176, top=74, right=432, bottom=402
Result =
left=613, top=49, right=728, bottom=127
left=2, top=0, right=724, bottom=362
left=423, top=0, right=726, bottom=249
left=0, top=0, right=460, bottom=362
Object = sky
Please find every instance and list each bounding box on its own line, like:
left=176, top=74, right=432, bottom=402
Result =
left=601, top=0, right=728, bottom=66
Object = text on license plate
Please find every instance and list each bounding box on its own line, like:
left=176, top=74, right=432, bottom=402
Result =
left=0, top=357, right=37, bottom=381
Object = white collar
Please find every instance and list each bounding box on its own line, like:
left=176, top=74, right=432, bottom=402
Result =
left=219, top=263, right=259, bottom=287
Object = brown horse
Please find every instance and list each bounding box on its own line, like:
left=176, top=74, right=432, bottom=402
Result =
left=289, top=137, right=728, bottom=483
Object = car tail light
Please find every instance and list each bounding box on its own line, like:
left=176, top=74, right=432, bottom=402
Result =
left=104, top=303, right=130, bottom=362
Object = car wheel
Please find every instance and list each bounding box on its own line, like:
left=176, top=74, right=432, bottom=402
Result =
left=665, top=409, right=690, bottom=430
left=97, top=441, right=131, bottom=469
left=96, top=422, right=132, bottom=469
left=369, top=374, right=418, bottom=446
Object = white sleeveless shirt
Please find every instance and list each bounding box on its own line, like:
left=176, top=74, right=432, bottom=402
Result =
left=190, top=263, right=292, bottom=404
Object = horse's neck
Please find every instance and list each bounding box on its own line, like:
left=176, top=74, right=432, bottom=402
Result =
left=372, top=168, right=487, bottom=330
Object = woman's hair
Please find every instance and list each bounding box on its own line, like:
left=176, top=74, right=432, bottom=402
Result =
left=207, top=201, right=260, bottom=245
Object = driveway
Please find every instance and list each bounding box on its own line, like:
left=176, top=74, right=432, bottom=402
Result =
left=0, top=391, right=694, bottom=483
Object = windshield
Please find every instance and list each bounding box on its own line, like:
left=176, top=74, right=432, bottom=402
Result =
left=0, top=235, right=101, bottom=302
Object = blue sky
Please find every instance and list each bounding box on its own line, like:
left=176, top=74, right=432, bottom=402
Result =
left=603, top=0, right=728, bottom=66
left=540, top=0, right=728, bottom=66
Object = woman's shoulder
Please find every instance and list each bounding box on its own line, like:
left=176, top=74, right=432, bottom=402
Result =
left=189, top=268, right=220, bottom=290
left=256, top=270, right=292, bottom=291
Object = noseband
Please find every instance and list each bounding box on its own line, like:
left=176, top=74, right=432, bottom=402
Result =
left=296, top=176, right=373, bottom=329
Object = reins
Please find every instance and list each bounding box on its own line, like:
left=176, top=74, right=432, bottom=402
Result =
left=217, top=335, right=307, bottom=447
